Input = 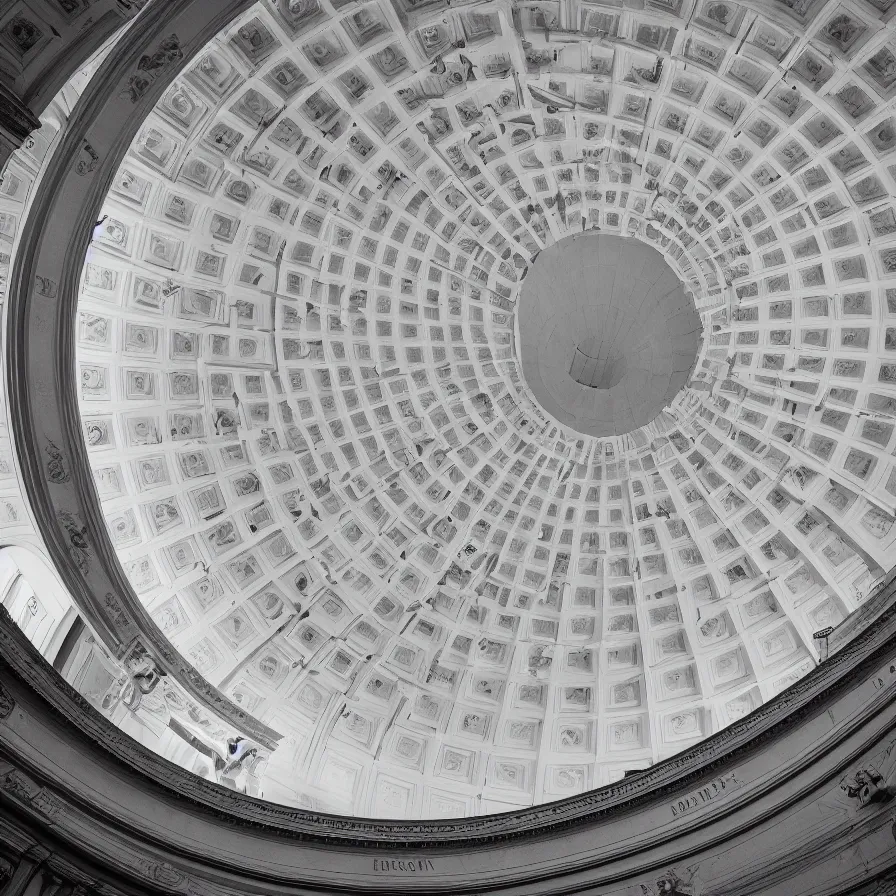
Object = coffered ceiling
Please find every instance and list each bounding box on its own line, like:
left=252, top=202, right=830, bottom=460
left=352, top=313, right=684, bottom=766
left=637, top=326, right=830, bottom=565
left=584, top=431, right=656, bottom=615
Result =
left=69, top=0, right=896, bottom=818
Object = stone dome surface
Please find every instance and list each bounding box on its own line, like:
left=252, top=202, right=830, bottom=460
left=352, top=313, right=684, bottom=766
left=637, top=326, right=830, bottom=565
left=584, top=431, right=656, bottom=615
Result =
left=518, top=233, right=701, bottom=436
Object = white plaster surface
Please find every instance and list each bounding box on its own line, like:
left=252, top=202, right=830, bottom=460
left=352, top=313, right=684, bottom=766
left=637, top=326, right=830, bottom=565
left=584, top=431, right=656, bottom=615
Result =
left=518, top=233, right=701, bottom=437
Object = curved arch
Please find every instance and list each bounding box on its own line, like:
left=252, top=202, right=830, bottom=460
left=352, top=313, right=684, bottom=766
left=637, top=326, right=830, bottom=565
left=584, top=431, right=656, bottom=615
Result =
left=2, top=0, right=896, bottom=891
left=0, top=593, right=895, bottom=892
left=6, top=0, right=278, bottom=749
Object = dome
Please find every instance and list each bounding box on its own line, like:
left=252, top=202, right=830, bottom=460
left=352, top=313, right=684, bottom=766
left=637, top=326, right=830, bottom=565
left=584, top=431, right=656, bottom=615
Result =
left=29, top=0, right=896, bottom=820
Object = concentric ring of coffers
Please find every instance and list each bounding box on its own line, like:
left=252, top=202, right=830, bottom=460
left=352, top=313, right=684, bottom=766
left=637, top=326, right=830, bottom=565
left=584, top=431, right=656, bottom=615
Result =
left=68, top=0, right=896, bottom=818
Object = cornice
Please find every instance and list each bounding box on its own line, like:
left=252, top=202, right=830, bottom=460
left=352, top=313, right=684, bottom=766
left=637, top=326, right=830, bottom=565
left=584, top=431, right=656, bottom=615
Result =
left=0, top=582, right=895, bottom=849
left=829, top=570, right=896, bottom=655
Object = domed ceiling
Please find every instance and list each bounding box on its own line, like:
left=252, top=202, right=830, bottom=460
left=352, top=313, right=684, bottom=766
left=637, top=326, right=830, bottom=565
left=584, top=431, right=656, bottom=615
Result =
left=75, top=0, right=896, bottom=818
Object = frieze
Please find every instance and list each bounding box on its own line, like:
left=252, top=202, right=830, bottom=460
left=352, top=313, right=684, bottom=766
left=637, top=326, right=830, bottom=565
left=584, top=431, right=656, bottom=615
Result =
left=372, top=858, right=435, bottom=872
left=1, top=596, right=896, bottom=849
left=831, top=570, right=896, bottom=653
left=669, top=774, right=740, bottom=819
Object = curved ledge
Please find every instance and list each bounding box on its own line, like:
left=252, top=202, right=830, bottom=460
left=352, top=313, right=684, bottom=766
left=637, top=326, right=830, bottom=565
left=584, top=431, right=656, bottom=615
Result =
left=1, top=596, right=896, bottom=892
left=0, top=587, right=893, bottom=843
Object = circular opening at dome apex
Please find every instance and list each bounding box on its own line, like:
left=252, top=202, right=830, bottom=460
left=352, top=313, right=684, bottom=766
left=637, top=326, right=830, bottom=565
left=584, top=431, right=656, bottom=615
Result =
left=569, top=335, right=628, bottom=391
left=517, top=233, right=702, bottom=438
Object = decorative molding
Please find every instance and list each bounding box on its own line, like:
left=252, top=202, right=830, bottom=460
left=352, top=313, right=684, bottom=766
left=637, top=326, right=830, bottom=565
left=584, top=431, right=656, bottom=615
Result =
left=3, top=0, right=279, bottom=752
left=1, top=604, right=896, bottom=895
left=1, top=581, right=896, bottom=848
left=0, top=680, right=14, bottom=720
left=830, top=569, right=896, bottom=654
